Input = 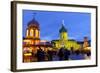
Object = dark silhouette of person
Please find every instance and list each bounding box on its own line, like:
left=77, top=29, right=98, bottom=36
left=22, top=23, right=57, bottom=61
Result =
left=57, top=47, right=65, bottom=60
left=47, top=50, right=53, bottom=61
left=75, top=50, right=80, bottom=55
left=70, top=47, right=74, bottom=54
left=37, top=47, right=45, bottom=62
left=64, top=49, right=70, bottom=60
left=87, top=51, right=91, bottom=56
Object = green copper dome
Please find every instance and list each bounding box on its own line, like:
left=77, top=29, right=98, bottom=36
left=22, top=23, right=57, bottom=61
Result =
left=59, top=24, right=67, bottom=33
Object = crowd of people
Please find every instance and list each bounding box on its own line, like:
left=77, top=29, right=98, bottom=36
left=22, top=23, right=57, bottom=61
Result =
left=31, top=47, right=91, bottom=62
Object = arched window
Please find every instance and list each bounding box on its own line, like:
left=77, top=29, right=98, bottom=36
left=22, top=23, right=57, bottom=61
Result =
left=30, top=29, right=33, bottom=37
left=35, top=29, right=38, bottom=38
left=26, top=29, right=29, bottom=37
left=33, top=29, right=35, bottom=37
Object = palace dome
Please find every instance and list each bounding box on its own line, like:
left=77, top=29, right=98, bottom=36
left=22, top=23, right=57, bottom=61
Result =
left=28, top=18, right=39, bottom=28
left=59, top=24, right=67, bottom=33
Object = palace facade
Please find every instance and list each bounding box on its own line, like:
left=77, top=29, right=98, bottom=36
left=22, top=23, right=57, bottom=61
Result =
left=51, top=23, right=81, bottom=51
left=51, top=22, right=90, bottom=51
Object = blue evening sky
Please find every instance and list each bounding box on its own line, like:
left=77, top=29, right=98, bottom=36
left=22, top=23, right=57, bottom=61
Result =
left=23, top=10, right=91, bottom=41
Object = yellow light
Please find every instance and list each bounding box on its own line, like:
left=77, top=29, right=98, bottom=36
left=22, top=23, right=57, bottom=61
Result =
left=84, top=47, right=91, bottom=50
left=35, top=29, right=39, bottom=38
left=26, top=29, right=29, bottom=37
left=24, top=53, right=32, bottom=56
left=23, top=39, right=30, bottom=42
left=30, top=29, right=33, bottom=37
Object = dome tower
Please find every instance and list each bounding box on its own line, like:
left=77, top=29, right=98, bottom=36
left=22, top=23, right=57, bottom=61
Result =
left=59, top=20, right=68, bottom=41
left=26, top=18, right=40, bottom=39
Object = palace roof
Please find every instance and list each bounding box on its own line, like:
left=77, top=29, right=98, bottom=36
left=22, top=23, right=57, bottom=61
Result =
left=59, top=24, right=67, bottom=33
left=28, top=18, right=39, bottom=28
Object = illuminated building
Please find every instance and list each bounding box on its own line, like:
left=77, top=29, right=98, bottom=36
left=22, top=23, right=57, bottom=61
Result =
left=83, top=37, right=90, bottom=50
left=23, top=17, right=90, bottom=62
left=23, top=18, right=52, bottom=62
left=83, top=37, right=89, bottom=48
left=51, top=21, right=81, bottom=50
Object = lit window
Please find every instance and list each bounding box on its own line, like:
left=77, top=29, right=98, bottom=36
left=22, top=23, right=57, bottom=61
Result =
left=33, top=30, right=35, bottom=37
left=30, top=29, right=33, bottom=37
left=35, top=29, right=38, bottom=38
left=26, top=29, right=28, bottom=37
